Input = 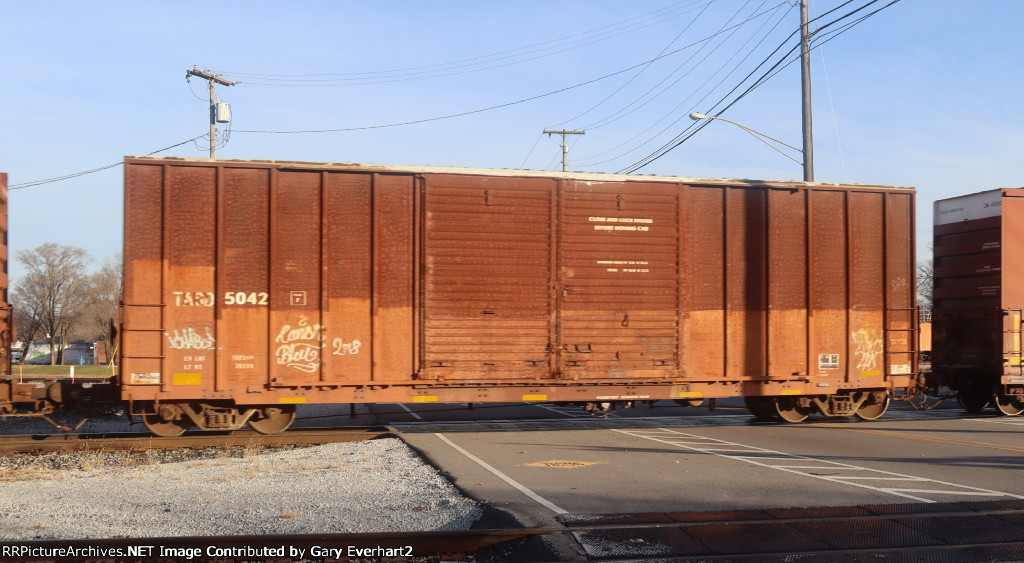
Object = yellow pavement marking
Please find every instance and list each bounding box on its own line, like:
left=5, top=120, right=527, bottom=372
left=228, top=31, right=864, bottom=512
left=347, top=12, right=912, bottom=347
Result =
left=521, top=460, right=607, bottom=469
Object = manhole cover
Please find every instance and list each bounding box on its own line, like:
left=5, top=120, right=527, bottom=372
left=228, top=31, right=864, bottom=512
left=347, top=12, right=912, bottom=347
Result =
left=522, top=460, right=606, bottom=468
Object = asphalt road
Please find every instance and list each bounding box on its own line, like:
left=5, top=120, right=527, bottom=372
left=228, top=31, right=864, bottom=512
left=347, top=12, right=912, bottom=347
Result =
left=369, top=399, right=1024, bottom=532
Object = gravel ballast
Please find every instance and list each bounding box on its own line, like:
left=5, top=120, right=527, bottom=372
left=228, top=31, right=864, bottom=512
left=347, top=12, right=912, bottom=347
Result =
left=0, top=437, right=482, bottom=540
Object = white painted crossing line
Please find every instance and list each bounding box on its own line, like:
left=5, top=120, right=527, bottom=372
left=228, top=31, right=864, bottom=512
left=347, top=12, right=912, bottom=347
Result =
left=532, top=403, right=621, bottom=418
left=615, top=428, right=1024, bottom=503
left=969, top=417, right=1024, bottom=426
left=434, top=433, right=568, bottom=515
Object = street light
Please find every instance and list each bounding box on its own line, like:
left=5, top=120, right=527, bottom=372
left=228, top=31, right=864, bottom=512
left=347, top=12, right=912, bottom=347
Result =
left=689, top=112, right=809, bottom=180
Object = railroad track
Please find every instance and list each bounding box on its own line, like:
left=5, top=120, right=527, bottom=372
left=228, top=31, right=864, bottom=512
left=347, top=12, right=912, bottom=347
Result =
left=3, top=499, right=1024, bottom=562
left=0, top=426, right=390, bottom=454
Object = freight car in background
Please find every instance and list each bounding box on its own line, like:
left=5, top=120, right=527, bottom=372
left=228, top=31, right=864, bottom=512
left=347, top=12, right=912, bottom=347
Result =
left=119, top=157, right=918, bottom=435
left=929, top=188, right=1024, bottom=415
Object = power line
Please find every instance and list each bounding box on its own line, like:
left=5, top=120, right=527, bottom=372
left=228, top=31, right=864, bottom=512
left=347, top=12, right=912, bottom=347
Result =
left=233, top=8, right=788, bottom=136
left=215, top=1, right=708, bottom=86
left=617, top=0, right=900, bottom=174
left=8, top=135, right=207, bottom=190
left=546, top=0, right=720, bottom=129
left=572, top=2, right=794, bottom=167
left=576, top=0, right=792, bottom=151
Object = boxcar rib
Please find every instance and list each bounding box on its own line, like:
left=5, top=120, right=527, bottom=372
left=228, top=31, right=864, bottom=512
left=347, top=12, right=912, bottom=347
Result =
left=118, top=157, right=917, bottom=434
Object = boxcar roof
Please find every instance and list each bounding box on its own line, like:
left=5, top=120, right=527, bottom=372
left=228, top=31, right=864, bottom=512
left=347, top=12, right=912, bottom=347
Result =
left=126, top=156, right=914, bottom=192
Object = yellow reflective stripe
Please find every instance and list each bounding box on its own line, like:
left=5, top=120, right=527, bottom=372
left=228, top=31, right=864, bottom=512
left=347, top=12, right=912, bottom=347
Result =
left=412, top=396, right=438, bottom=403
left=522, top=394, right=548, bottom=401
left=172, top=373, right=201, bottom=386
left=278, top=397, right=307, bottom=404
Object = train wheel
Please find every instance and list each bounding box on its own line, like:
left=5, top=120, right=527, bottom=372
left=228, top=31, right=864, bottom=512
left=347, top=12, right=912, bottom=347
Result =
left=744, top=396, right=777, bottom=420
left=774, top=396, right=813, bottom=423
left=142, top=404, right=191, bottom=437
left=992, top=389, right=1024, bottom=416
left=957, top=390, right=990, bottom=414
left=249, top=405, right=297, bottom=434
left=854, top=391, right=890, bottom=421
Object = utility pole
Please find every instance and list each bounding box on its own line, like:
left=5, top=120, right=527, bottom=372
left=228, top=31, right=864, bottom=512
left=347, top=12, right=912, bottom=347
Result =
left=799, top=0, right=814, bottom=182
left=543, top=129, right=585, bottom=172
left=186, top=66, right=238, bottom=159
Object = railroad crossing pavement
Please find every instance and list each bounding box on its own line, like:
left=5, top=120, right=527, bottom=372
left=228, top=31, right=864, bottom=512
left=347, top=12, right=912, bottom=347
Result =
left=371, top=400, right=1024, bottom=558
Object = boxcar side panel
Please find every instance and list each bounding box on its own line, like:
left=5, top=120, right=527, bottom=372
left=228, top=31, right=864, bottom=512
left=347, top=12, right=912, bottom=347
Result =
left=848, top=191, right=886, bottom=382
left=370, top=173, right=416, bottom=381
left=885, top=192, right=916, bottom=378
left=122, top=163, right=167, bottom=387
left=559, top=181, right=679, bottom=378
left=766, top=188, right=808, bottom=378
left=217, top=167, right=271, bottom=387
left=808, top=189, right=849, bottom=378
left=421, top=174, right=554, bottom=379
left=323, top=172, right=373, bottom=381
left=164, top=166, right=218, bottom=393
left=724, top=186, right=767, bottom=379
left=682, top=186, right=726, bottom=379
left=1001, top=190, right=1024, bottom=377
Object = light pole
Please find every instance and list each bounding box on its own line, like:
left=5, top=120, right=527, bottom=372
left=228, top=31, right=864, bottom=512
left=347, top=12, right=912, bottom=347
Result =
left=689, top=113, right=808, bottom=179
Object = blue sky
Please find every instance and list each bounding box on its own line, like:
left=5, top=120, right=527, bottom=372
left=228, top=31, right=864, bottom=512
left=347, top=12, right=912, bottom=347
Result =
left=2, top=1, right=1022, bottom=284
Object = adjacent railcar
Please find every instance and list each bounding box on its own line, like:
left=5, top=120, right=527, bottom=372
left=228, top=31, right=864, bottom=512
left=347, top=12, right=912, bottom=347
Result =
left=120, top=157, right=917, bottom=435
left=930, top=188, right=1024, bottom=415
left=0, top=172, right=18, bottom=416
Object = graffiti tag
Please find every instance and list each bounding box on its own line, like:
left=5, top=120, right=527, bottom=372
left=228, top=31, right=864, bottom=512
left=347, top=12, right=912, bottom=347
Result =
left=852, top=329, right=882, bottom=373
left=166, top=327, right=216, bottom=350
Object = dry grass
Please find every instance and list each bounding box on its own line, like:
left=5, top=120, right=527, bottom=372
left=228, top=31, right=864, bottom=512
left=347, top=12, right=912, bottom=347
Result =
left=0, top=467, right=68, bottom=483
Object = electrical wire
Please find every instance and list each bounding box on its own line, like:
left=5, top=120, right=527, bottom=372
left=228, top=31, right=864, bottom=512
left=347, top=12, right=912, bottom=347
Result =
left=617, top=0, right=899, bottom=174
left=574, top=0, right=773, bottom=131
left=215, top=1, right=708, bottom=86
left=233, top=6, right=787, bottom=136
left=547, top=0, right=720, bottom=128
left=8, top=135, right=208, bottom=190
left=573, top=2, right=793, bottom=166
left=812, top=0, right=849, bottom=183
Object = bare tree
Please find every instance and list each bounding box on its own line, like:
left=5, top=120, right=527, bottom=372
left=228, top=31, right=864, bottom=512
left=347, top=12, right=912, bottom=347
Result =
left=917, top=259, right=933, bottom=315
left=80, top=253, right=122, bottom=361
left=11, top=243, right=93, bottom=365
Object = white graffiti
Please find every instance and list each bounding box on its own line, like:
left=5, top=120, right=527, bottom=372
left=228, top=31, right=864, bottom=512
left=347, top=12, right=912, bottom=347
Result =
left=166, top=327, right=216, bottom=350
left=852, top=329, right=883, bottom=373
left=273, top=317, right=365, bottom=372
left=275, top=316, right=322, bottom=373
left=333, top=338, right=362, bottom=356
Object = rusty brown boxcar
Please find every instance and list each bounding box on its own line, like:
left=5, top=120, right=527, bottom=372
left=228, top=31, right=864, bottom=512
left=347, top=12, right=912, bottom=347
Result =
left=931, top=188, right=1024, bottom=415
left=120, top=156, right=918, bottom=435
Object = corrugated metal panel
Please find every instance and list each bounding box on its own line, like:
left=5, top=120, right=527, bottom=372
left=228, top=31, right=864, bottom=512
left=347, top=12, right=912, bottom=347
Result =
left=422, top=175, right=553, bottom=379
